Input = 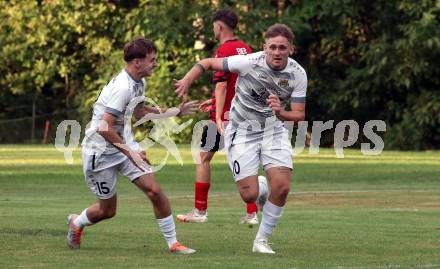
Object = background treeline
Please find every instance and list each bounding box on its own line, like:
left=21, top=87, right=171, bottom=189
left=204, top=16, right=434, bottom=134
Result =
left=0, top=0, right=439, bottom=149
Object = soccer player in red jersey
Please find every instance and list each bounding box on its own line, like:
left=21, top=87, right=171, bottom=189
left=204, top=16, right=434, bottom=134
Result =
left=176, top=9, right=264, bottom=225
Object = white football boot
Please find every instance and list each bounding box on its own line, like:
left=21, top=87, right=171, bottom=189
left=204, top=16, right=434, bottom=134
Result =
left=176, top=208, right=208, bottom=223
left=252, top=238, right=275, bottom=254
left=66, top=214, right=84, bottom=250
left=239, top=212, right=259, bottom=225
left=170, top=242, right=196, bottom=254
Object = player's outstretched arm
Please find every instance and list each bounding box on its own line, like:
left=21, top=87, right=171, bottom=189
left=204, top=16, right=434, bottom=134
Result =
left=178, top=100, right=199, bottom=116
left=133, top=104, right=164, bottom=119
left=132, top=101, right=199, bottom=126
left=174, top=58, right=225, bottom=98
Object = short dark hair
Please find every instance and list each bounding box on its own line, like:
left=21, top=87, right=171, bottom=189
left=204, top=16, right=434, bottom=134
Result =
left=264, top=24, right=295, bottom=43
left=123, top=37, right=156, bottom=62
left=212, top=9, right=238, bottom=29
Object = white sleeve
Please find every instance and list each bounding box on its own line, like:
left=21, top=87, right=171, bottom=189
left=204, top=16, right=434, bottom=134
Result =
left=105, top=86, right=131, bottom=117
left=290, top=70, right=307, bottom=103
left=223, top=54, right=255, bottom=76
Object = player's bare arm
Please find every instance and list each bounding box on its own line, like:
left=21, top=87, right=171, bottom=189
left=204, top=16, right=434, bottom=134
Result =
left=97, top=112, right=147, bottom=171
left=133, top=104, right=164, bottom=118
left=174, top=58, right=225, bottom=97
left=133, top=101, right=199, bottom=121
left=214, top=81, right=227, bottom=135
left=267, top=94, right=305, bottom=122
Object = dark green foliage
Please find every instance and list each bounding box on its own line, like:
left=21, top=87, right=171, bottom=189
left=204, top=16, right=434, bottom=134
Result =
left=0, top=1, right=438, bottom=149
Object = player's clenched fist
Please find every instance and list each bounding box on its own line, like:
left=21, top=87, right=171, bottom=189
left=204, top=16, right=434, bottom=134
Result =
left=267, top=94, right=281, bottom=115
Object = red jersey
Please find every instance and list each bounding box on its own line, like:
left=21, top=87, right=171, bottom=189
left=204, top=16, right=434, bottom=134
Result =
left=210, top=39, right=252, bottom=121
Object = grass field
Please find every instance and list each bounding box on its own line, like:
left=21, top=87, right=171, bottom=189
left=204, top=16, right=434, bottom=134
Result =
left=0, top=145, right=439, bottom=269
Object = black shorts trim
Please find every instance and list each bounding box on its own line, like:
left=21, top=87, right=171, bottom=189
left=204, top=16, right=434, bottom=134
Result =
left=200, top=123, right=224, bottom=152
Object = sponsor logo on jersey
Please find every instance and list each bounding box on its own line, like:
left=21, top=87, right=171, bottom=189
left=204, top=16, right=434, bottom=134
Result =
left=236, top=47, right=248, bottom=55
left=251, top=88, right=270, bottom=105
left=278, top=79, right=290, bottom=88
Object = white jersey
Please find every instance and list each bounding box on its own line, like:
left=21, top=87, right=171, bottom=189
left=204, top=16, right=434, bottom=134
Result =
left=82, top=69, right=145, bottom=161
left=224, top=51, right=307, bottom=127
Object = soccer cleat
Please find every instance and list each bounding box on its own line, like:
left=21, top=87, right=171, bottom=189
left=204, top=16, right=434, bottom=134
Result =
left=170, top=242, right=196, bottom=254
left=256, top=175, right=269, bottom=210
left=176, top=208, right=208, bottom=223
left=66, top=214, right=84, bottom=250
left=239, top=212, right=259, bottom=225
left=252, top=238, right=275, bottom=254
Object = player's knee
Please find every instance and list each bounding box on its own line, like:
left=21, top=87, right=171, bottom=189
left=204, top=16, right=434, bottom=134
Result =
left=146, top=187, right=163, bottom=202
left=274, top=184, right=290, bottom=199
left=243, top=196, right=256, bottom=203
left=240, top=190, right=258, bottom=203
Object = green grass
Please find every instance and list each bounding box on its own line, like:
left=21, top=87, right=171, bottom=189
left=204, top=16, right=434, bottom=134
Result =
left=0, top=145, right=439, bottom=269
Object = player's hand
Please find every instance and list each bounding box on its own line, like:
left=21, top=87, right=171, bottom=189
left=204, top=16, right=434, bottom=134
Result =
left=127, top=151, right=149, bottom=172
left=138, top=151, right=151, bottom=165
left=267, top=94, right=282, bottom=115
left=216, top=117, right=225, bottom=135
left=178, top=100, right=199, bottom=116
left=198, top=99, right=213, bottom=112
left=181, top=94, right=188, bottom=104
left=173, top=78, right=190, bottom=98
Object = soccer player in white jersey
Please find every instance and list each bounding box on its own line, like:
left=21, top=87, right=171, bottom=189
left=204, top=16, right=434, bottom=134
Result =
left=66, top=37, right=198, bottom=254
left=174, top=24, right=307, bottom=254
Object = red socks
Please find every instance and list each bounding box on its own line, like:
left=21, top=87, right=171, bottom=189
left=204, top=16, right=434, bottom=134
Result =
left=194, top=182, right=210, bottom=211
left=246, top=202, right=258, bottom=214
left=194, top=181, right=257, bottom=214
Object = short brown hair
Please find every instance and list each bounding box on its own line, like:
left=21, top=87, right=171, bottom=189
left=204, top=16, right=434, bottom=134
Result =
left=264, top=24, right=294, bottom=43
left=212, top=9, right=238, bottom=29
left=123, top=37, right=156, bottom=62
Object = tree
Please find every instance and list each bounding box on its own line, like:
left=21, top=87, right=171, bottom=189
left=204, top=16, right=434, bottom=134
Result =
left=0, top=0, right=438, bottom=149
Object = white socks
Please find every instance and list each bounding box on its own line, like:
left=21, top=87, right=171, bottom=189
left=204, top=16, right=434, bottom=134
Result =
left=256, top=201, right=284, bottom=240
left=73, top=210, right=178, bottom=248
left=74, top=208, right=92, bottom=228
left=157, top=215, right=177, bottom=248
left=258, top=178, right=268, bottom=199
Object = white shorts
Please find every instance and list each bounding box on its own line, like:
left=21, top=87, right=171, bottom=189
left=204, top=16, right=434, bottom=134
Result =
left=224, top=122, right=293, bottom=181
left=82, top=150, right=152, bottom=199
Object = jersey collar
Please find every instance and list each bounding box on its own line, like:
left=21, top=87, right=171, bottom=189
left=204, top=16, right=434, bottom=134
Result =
left=124, top=69, right=143, bottom=84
